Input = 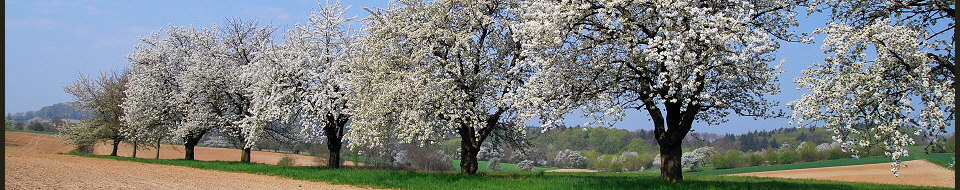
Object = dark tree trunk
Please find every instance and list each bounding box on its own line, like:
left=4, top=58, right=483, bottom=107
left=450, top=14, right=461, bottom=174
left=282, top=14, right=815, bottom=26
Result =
left=327, top=141, right=342, bottom=169
left=241, top=147, right=251, bottom=163
left=110, top=139, right=121, bottom=156
left=155, top=138, right=161, bottom=159
left=952, top=6, right=958, bottom=182
left=132, top=141, right=138, bottom=158
left=184, top=132, right=205, bottom=160
left=646, top=101, right=698, bottom=182
left=459, top=137, right=480, bottom=174
left=456, top=110, right=503, bottom=175
left=323, top=114, right=346, bottom=169
left=659, top=142, right=683, bottom=182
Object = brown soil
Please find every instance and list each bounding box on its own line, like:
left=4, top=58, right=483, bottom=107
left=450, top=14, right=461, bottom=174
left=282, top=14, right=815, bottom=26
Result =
left=90, top=138, right=361, bottom=167
left=5, top=131, right=372, bottom=189
left=730, top=160, right=955, bottom=188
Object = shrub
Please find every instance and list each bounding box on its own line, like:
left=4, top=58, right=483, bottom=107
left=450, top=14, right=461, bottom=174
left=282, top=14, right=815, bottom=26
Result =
left=553, top=149, right=588, bottom=169
left=487, top=158, right=503, bottom=171
left=779, top=150, right=797, bottom=164
left=397, top=144, right=454, bottom=171
left=29, top=121, right=45, bottom=131
left=723, top=150, right=743, bottom=168
left=748, top=152, right=764, bottom=166
left=710, top=154, right=728, bottom=169
left=763, top=148, right=779, bottom=165
left=621, top=152, right=649, bottom=171
left=277, top=155, right=296, bottom=166
left=72, top=143, right=94, bottom=154
left=797, top=141, right=820, bottom=162
left=517, top=160, right=536, bottom=171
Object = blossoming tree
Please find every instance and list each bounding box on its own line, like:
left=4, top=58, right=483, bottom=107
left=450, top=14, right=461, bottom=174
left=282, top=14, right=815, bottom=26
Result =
left=349, top=0, right=529, bottom=174
left=790, top=0, right=955, bottom=176
left=242, top=1, right=357, bottom=168
left=62, top=70, right=129, bottom=156
left=515, top=0, right=801, bottom=182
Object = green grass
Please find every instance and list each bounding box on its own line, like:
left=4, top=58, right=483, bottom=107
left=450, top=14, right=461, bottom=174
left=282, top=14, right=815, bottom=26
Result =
left=5, top=127, right=59, bottom=135
left=907, top=146, right=955, bottom=170
left=451, top=160, right=557, bottom=172
left=71, top=153, right=948, bottom=190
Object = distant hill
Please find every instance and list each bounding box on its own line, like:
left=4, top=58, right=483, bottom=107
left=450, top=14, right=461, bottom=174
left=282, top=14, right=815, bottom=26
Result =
left=6, top=102, right=93, bottom=121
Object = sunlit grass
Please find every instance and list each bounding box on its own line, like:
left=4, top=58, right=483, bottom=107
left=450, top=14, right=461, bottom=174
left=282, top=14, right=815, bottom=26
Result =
left=73, top=153, right=948, bottom=190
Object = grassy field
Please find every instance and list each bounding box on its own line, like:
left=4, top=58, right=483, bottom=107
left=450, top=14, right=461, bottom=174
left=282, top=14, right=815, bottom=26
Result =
left=906, top=146, right=955, bottom=169
left=451, top=160, right=557, bottom=172
left=74, top=154, right=948, bottom=190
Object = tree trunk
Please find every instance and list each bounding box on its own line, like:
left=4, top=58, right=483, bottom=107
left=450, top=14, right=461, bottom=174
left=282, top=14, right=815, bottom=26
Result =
left=323, top=114, right=347, bottom=169
left=240, top=147, right=251, bottom=163
left=110, top=139, right=121, bottom=156
left=132, top=141, right=138, bottom=158
left=327, top=141, right=342, bottom=169
left=155, top=138, right=161, bottom=159
left=459, top=139, right=480, bottom=174
left=184, top=136, right=202, bottom=160
left=647, top=101, right=698, bottom=182
left=659, top=142, right=683, bottom=182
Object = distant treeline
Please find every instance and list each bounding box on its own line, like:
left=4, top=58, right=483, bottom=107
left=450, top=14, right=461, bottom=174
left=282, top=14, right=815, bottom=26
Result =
left=6, top=102, right=93, bottom=121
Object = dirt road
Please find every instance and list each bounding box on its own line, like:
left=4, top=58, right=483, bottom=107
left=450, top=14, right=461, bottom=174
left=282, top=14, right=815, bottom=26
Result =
left=5, top=131, right=372, bottom=189
left=730, top=159, right=954, bottom=188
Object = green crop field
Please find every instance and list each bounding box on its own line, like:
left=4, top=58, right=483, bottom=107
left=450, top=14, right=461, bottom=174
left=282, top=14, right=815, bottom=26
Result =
left=74, top=153, right=949, bottom=190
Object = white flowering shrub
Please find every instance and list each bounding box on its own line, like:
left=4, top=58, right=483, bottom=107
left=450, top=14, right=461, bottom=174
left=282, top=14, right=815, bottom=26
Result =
left=488, top=157, right=503, bottom=171
left=517, top=160, right=537, bottom=172
left=816, top=142, right=841, bottom=152
left=478, top=146, right=505, bottom=161
left=553, top=149, right=588, bottom=169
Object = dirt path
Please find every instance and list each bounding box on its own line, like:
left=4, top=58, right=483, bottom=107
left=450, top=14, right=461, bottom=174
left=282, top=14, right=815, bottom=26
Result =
left=5, top=131, right=372, bottom=189
left=545, top=169, right=598, bottom=172
left=730, top=160, right=955, bottom=188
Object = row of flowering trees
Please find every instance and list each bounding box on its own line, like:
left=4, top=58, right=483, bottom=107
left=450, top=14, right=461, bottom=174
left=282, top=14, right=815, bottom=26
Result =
left=61, top=0, right=953, bottom=182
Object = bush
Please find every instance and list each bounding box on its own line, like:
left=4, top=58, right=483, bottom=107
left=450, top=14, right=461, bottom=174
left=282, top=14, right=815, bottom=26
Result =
left=72, top=143, right=94, bottom=154
left=553, top=149, right=588, bottom=168
left=797, top=141, right=820, bottom=162
left=710, top=154, right=728, bottom=169
left=723, top=150, right=743, bottom=168
left=517, top=160, right=536, bottom=171
left=763, top=149, right=779, bottom=165
left=29, top=121, right=45, bottom=131
left=622, top=152, right=651, bottom=171
left=488, top=158, right=503, bottom=171
left=277, top=155, right=296, bottom=166
left=748, top=152, right=764, bottom=166
left=779, top=150, right=797, bottom=164
left=396, top=144, right=454, bottom=171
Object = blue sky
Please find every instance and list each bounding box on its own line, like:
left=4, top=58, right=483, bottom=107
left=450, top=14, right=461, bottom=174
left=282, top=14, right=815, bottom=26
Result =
left=6, top=1, right=933, bottom=135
